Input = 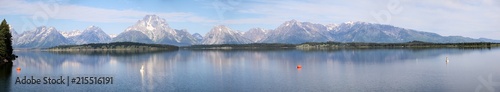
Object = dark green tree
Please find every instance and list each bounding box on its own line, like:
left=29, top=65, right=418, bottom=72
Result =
left=0, top=20, right=5, bottom=61
left=0, top=19, right=15, bottom=62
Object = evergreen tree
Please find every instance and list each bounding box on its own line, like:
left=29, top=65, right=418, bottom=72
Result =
left=0, top=19, right=6, bottom=60
left=0, top=19, right=15, bottom=61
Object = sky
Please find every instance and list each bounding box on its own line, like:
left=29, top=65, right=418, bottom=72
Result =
left=0, top=0, right=499, bottom=39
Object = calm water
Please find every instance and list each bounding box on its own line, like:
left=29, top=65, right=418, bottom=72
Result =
left=1, top=48, right=500, bottom=91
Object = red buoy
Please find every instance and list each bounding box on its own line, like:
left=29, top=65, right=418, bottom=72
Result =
left=16, top=67, right=21, bottom=70
left=297, top=65, right=302, bottom=68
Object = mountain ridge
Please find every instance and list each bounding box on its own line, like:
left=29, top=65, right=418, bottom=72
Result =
left=10, top=16, right=500, bottom=48
left=201, top=25, right=252, bottom=44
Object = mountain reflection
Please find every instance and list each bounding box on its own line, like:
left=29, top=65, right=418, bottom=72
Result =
left=8, top=48, right=498, bottom=91
left=192, top=48, right=490, bottom=64
left=13, top=48, right=491, bottom=67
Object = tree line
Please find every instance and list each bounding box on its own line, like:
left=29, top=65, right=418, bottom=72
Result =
left=48, top=42, right=179, bottom=51
left=298, top=40, right=498, bottom=49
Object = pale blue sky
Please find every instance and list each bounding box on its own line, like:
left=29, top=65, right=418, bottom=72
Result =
left=1, top=0, right=499, bottom=39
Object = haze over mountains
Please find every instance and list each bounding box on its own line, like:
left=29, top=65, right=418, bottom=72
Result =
left=10, top=15, right=499, bottom=48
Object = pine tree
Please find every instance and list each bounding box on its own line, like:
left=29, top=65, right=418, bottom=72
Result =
left=0, top=19, right=6, bottom=61
left=0, top=19, right=15, bottom=61
left=4, top=20, right=13, bottom=60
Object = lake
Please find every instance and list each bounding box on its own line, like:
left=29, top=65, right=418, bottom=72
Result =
left=1, top=48, right=500, bottom=91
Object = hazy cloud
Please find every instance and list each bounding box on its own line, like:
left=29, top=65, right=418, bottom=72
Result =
left=0, top=0, right=215, bottom=23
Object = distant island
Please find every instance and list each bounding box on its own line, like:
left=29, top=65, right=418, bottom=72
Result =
left=48, top=42, right=179, bottom=51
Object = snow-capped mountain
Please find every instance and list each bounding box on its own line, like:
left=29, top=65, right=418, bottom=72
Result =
left=117, top=15, right=197, bottom=46
left=256, top=20, right=495, bottom=44
left=260, top=20, right=332, bottom=44
left=242, top=28, right=269, bottom=42
left=328, top=21, right=483, bottom=43
left=15, top=26, right=72, bottom=48
left=9, top=17, right=500, bottom=49
left=65, top=26, right=111, bottom=44
left=192, top=33, right=203, bottom=42
left=125, top=15, right=171, bottom=42
left=201, top=25, right=252, bottom=44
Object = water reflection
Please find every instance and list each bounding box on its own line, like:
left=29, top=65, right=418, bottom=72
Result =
left=22, top=48, right=489, bottom=67
left=189, top=48, right=489, bottom=65
left=6, top=47, right=500, bottom=91
left=0, top=63, right=12, bottom=92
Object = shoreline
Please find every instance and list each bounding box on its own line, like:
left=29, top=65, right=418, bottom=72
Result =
left=14, top=41, right=500, bottom=51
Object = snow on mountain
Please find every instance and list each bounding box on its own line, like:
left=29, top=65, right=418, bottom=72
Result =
left=325, top=24, right=339, bottom=31
left=260, top=20, right=332, bottom=44
left=10, top=17, right=499, bottom=48
left=328, top=21, right=482, bottom=43
left=201, top=25, right=252, bottom=44
left=171, top=29, right=198, bottom=45
left=242, top=28, right=269, bottom=42
left=15, top=26, right=72, bottom=48
left=66, top=26, right=111, bottom=44
left=119, top=15, right=197, bottom=46
left=125, top=15, right=171, bottom=42
left=257, top=20, right=493, bottom=44
left=192, top=33, right=203, bottom=42
left=61, top=30, right=83, bottom=38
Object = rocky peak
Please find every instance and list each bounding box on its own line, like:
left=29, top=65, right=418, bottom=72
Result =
left=283, top=19, right=301, bottom=27
left=139, top=15, right=168, bottom=29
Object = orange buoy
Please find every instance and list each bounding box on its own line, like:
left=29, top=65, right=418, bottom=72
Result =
left=16, top=67, right=21, bottom=70
left=297, top=65, right=302, bottom=68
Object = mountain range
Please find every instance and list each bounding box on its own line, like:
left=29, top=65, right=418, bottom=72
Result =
left=257, top=20, right=499, bottom=44
left=15, top=26, right=72, bottom=48
left=10, top=15, right=500, bottom=48
left=61, top=26, right=111, bottom=44
left=201, top=25, right=252, bottom=44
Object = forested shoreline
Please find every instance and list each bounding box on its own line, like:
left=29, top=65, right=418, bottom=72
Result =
left=48, top=42, right=179, bottom=51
